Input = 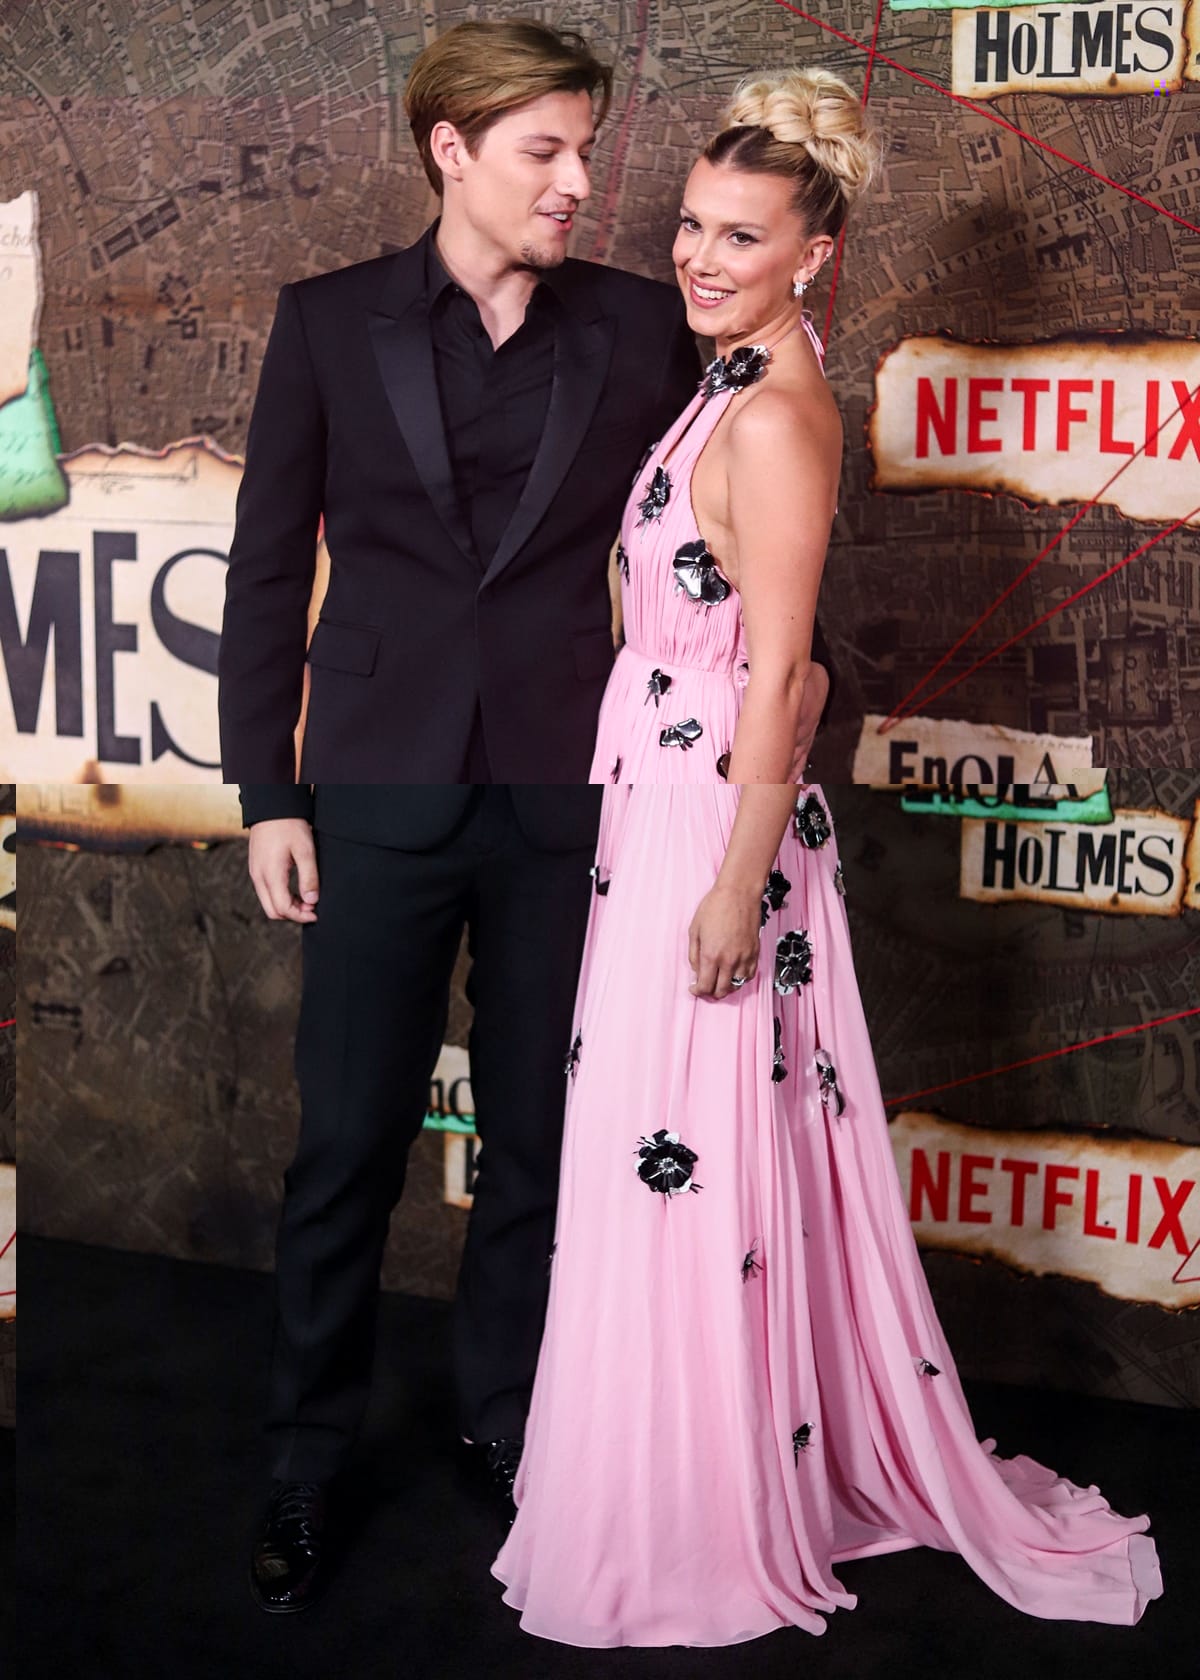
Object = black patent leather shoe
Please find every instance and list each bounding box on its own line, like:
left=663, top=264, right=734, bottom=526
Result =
left=249, top=1480, right=328, bottom=1613
left=483, top=1437, right=523, bottom=1526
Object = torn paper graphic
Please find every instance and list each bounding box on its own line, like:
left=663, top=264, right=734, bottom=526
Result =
left=959, top=803, right=1196, bottom=915
left=0, top=191, right=41, bottom=409
left=1, top=438, right=240, bottom=779
left=0, top=348, right=69, bottom=520
left=893, top=1109, right=1200, bottom=1309
left=16, top=783, right=244, bottom=848
left=853, top=714, right=1094, bottom=789
left=0, top=814, right=12, bottom=931
left=0, top=1165, right=12, bottom=1320
left=870, top=336, right=1200, bottom=528
left=952, top=2, right=1200, bottom=98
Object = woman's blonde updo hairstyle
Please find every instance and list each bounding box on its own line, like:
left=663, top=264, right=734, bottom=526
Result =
left=705, top=68, right=882, bottom=238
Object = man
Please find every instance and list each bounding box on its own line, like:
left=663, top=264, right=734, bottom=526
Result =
left=217, top=18, right=833, bottom=787
left=244, top=783, right=599, bottom=1614
left=236, top=18, right=835, bottom=1615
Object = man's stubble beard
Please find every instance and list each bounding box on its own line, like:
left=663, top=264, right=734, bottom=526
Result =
left=520, top=239, right=566, bottom=271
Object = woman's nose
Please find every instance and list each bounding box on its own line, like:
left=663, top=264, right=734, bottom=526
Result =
left=690, top=239, right=721, bottom=275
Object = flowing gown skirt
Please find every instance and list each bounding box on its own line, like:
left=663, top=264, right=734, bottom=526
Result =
left=492, top=786, right=1162, bottom=1647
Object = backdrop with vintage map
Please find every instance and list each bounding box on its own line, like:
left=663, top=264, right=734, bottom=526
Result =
left=16, top=774, right=1200, bottom=1409
left=0, top=0, right=1197, bottom=780
left=0, top=784, right=13, bottom=1431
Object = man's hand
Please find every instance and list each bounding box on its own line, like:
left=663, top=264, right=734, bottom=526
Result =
left=790, top=660, right=830, bottom=781
left=247, top=818, right=319, bottom=923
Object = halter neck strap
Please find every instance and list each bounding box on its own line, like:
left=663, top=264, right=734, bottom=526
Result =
left=798, top=309, right=827, bottom=368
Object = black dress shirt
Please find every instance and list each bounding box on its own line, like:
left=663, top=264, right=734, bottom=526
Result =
left=426, top=238, right=558, bottom=567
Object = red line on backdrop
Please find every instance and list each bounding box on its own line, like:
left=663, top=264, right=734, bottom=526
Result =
left=880, top=505, right=1200, bottom=726
left=820, top=0, right=887, bottom=349
left=883, top=1004, right=1200, bottom=1109
left=1172, top=1239, right=1200, bottom=1287
left=588, top=0, right=652, bottom=265
left=772, top=1, right=1200, bottom=236
left=776, top=1, right=1200, bottom=727
left=0, top=1233, right=13, bottom=1262
left=878, top=381, right=1200, bottom=730
left=0, top=1019, right=12, bottom=1030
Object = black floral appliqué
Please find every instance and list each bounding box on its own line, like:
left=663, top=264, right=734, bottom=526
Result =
left=741, top=1241, right=763, bottom=1282
left=673, top=539, right=731, bottom=607
left=616, top=542, right=630, bottom=582
left=771, top=1017, right=788, bottom=1083
left=774, top=930, right=813, bottom=994
left=589, top=865, right=610, bottom=896
left=794, top=792, right=831, bottom=849
left=702, top=343, right=771, bottom=399
left=833, top=860, right=846, bottom=896
left=792, top=1422, right=814, bottom=1460
left=610, top=756, right=622, bottom=783
left=815, top=1047, right=845, bottom=1117
left=644, top=668, right=672, bottom=707
left=564, top=1031, right=582, bottom=1078
left=659, top=717, right=703, bottom=751
left=716, top=750, right=731, bottom=781
left=915, top=1357, right=941, bottom=1378
left=635, top=1130, right=701, bottom=1197
left=760, top=869, right=791, bottom=927
left=637, top=465, right=671, bottom=524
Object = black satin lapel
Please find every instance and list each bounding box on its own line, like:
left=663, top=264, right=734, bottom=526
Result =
left=481, top=312, right=615, bottom=586
left=366, top=305, right=476, bottom=563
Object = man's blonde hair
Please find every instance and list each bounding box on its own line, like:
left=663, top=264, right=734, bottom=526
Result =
left=405, top=20, right=613, bottom=195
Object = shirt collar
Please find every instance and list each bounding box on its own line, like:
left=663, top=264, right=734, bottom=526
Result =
left=426, top=225, right=562, bottom=316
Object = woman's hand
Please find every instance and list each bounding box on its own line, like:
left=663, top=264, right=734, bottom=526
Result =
left=688, top=881, right=762, bottom=1000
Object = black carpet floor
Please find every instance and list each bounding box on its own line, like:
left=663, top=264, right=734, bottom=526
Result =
left=18, top=1237, right=1195, bottom=1680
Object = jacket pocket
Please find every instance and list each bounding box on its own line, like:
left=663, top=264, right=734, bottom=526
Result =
left=306, top=617, right=381, bottom=676
left=571, top=627, right=616, bottom=681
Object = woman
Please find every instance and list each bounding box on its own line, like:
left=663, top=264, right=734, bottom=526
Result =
left=492, top=69, right=1162, bottom=1646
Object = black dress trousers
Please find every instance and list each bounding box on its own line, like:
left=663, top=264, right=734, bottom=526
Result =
left=267, top=787, right=594, bottom=1480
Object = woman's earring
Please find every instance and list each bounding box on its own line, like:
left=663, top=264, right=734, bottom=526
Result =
left=793, top=276, right=810, bottom=297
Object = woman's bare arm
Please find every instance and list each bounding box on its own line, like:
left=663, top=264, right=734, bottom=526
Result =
left=722, top=389, right=841, bottom=783
left=689, top=785, right=798, bottom=999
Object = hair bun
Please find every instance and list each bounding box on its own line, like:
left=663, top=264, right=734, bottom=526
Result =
left=723, top=69, right=880, bottom=205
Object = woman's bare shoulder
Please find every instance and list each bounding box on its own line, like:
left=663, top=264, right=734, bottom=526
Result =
left=725, top=372, right=843, bottom=462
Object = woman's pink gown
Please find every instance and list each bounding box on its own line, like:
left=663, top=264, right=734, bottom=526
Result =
left=491, top=316, right=1162, bottom=1647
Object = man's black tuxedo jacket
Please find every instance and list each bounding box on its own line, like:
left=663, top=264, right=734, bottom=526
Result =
left=219, top=225, right=836, bottom=794
left=240, top=784, right=603, bottom=853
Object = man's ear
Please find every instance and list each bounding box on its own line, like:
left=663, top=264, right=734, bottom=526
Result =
left=431, top=120, right=467, bottom=185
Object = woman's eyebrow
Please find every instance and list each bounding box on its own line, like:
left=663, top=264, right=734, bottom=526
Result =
left=680, top=204, right=768, bottom=233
